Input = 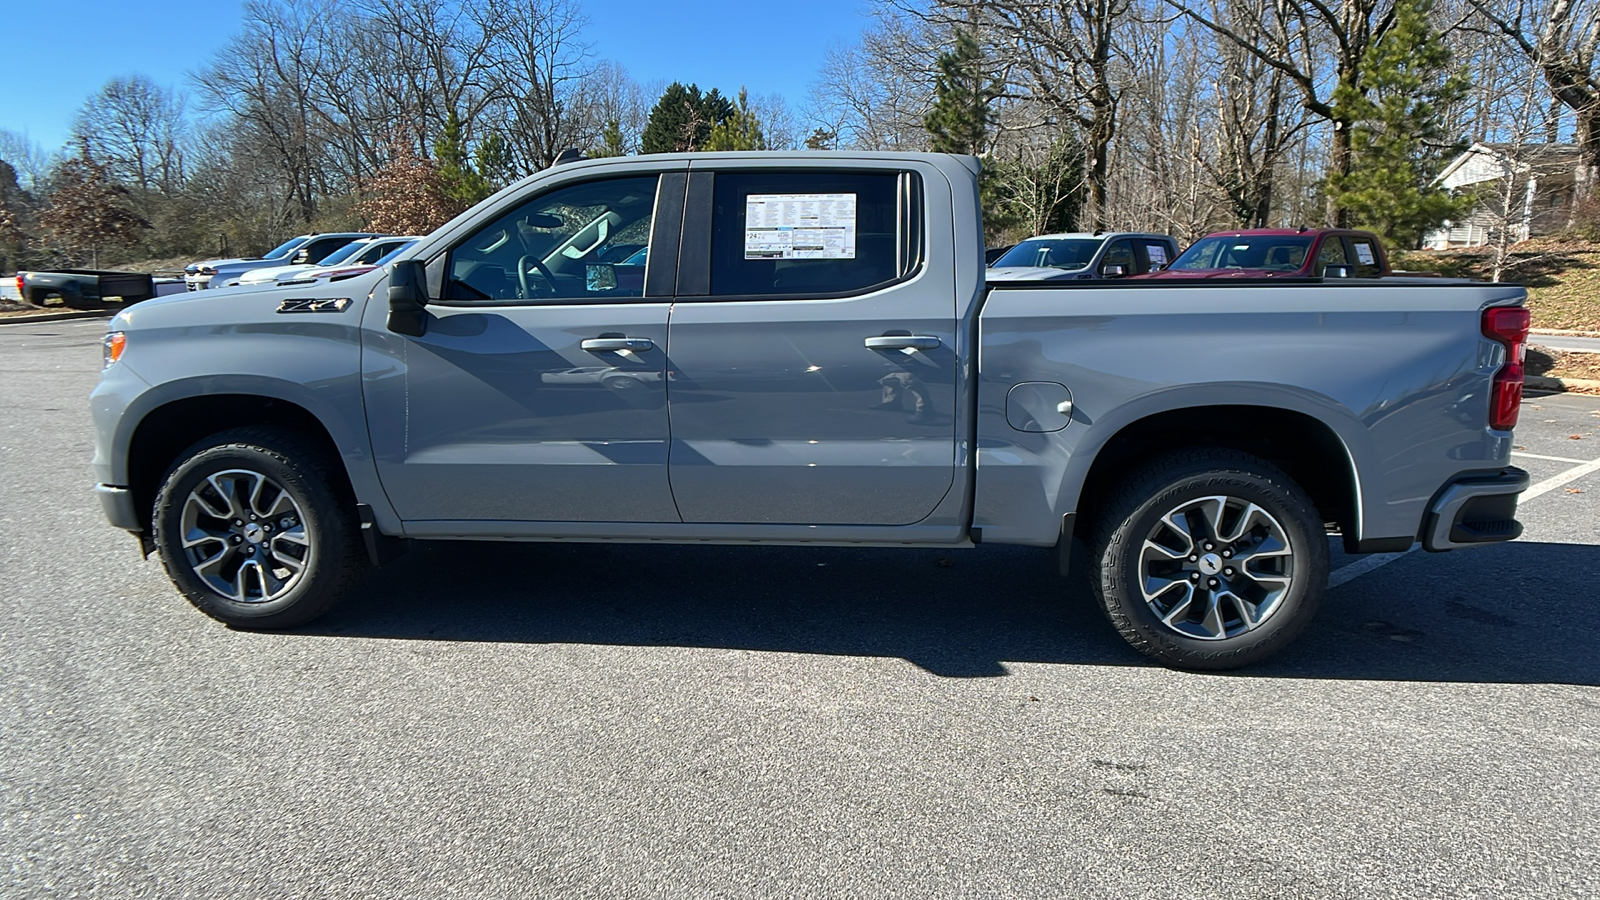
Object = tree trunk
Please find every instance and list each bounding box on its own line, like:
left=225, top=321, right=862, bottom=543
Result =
left=1326, top=119, right=1353, bottom=227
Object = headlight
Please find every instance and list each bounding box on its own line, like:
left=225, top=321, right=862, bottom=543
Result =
left=102, top=332, right=126, bottom=369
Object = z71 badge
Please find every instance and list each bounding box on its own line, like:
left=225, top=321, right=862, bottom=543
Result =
left=276, top=298, right=352, bottom=314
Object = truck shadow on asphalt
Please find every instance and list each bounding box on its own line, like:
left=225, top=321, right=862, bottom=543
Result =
left=306, top=538, right=1600, bottom=685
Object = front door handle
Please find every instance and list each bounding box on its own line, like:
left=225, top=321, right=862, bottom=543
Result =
left=582, top=337, right=655, bottom=352
left=864, top=335, right=941, bottom=351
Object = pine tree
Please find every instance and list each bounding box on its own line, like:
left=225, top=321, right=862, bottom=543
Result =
left=474, top=131, right=513, bottom=190
left=704, top=89, right=767, bottom=151
left=433, top=110, right=493, bottom=207
left=1324, top=0, right=1472, bottom=248
left=640, top=83, right=735, bottom=154
left=924, top=31, right=999, bottom=157
left=590, top=120, right=627, bottom=158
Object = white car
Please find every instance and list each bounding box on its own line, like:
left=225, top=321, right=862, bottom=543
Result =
left=234, top=236, right=416, bottom=287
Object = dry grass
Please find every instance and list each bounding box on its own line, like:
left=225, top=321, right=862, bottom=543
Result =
left=1396, top=239, right=1600, bottom=333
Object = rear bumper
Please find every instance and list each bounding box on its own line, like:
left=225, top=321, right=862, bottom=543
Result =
left=1421, top=467, right=1528, bottom=552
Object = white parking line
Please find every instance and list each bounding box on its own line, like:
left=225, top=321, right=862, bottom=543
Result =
left=1512, top=451, right=1590, bottom=464
left=1328, top=454, right=1600, bottom=588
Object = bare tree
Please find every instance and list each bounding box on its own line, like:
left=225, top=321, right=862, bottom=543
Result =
left=1465, top=0, right=1600, bottom=203
left=806, top=9, right=942, bottom=151
left=71, top=76, right=189, bottom=194
left=484, top=0, right=594, bottom=172
left=914, top=0, right=1131, bottom=228
left=1166, top=0, right=1406, bottom=225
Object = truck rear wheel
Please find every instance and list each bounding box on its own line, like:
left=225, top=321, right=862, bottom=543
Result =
left=1088, top=448, right=1328, bottom=671
left=152, top=427, right=366, bottom=629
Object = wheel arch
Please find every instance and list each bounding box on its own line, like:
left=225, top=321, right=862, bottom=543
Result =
left=116, top=378, right=393, bottom=536
left=1058, top=389, right=1377, bottom=551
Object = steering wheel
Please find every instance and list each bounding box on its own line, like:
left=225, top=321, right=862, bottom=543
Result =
left=517, top=254, right=558, bottom=298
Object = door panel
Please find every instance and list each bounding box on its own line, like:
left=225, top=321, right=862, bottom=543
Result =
left=664, top=167, right=956, bottom=526
left=364, top=304, right=677, bottom=522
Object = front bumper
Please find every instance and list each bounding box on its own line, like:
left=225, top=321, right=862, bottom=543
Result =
left=1421, top=467, right=1528, bottom=551
left=97, top=483, right=142, bottom=531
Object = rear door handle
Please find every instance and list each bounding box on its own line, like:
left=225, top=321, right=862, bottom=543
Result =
left=582, top=337, right=655, bottom=352
left=864, top=335, right=941, bottom=351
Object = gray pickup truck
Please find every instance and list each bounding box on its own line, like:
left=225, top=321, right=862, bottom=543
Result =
left=90, top=152, right=1531, bottom=670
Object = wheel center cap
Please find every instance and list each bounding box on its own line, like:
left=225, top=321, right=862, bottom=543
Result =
left=242, top=523, right=265, bottom=544
left=1198, top=553, right=1223, bottom=576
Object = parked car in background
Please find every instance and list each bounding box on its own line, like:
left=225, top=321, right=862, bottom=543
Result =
left=287, top=239, right=422, bottom=285
left=987, top=232, right=1179, bottom=280
left=235, top=236, right=416, bottom=287
left=184, top=233, right=380, bottom=290
left=1138, top=228, right=1390, bottom=279
left=15, top=269, right=184, bottom=308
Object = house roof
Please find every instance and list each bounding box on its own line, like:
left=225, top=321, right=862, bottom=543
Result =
left=1435, top=142, right=1583, bottom=186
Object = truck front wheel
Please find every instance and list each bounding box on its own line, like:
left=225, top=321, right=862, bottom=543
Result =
left=1089, top=448, right=1328, bottom=670
left=152, top=427, right=366, bottom=629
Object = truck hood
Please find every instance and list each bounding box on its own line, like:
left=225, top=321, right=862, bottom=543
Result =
left=1134, top=268, right=1308, bottom=279
left=985, top=266, right=1085, bottom=281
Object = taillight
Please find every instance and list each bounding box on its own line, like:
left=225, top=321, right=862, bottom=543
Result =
left=15, top=273, right=23, bottom=298
left=1482, top=306, right=1530, bottom=431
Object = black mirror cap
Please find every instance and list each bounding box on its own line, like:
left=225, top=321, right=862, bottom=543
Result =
left=387, top=259, right=429, bottom=337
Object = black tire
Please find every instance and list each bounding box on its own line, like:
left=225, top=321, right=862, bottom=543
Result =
left=152, top=427, right=366, bottom=629
left=1088, top=448, right=1329, bottom=671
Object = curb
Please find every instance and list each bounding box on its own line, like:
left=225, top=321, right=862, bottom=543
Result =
left=1531, top=328, right=1600, bottom=338
left=0, top=309, right=117, bottom=326
left=1527, top=374, right=1600, bottom=393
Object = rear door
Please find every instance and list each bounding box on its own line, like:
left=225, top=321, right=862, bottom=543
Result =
left=663, top=163, right=958, bottom=526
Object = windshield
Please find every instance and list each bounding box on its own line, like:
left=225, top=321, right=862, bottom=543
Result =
left=262, top=236, right=311, bottom=259
left=314, top=241, right=371, bottom=266
left=1170, top=235, right=1313, bottom=271
left=373, top=241, right=417, bottom=265
left=993, top=238, right=1102, bottom=270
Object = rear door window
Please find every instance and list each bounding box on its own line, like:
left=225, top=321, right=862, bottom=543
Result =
left=1137, top=240, right=1173, bottom=272
left=707, top=171, right=913, bottom=297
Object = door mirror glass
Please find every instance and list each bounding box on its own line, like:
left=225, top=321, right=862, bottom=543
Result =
left=1101, top=263, right=1126, bottom=277
left=1323, top=264, right=1353, bottom=279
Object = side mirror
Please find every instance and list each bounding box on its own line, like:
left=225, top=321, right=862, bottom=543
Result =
left=387, top=260, right=429, bottom=337
left=293, top=248, right=312, bottom=264
left=1101, top=263, right=1126, bottom=277
left=1323, top=264, right=1353, bottom=279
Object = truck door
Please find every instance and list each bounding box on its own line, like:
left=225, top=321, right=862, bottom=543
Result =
left=663, top=165, right=958, bottom=526
left=361, top=169, right=685, bottom=525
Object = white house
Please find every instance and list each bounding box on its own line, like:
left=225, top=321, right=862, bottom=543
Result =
left=1423, top=142, right=1581, bottom=249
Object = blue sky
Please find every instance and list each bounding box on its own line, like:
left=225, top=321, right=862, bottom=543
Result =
left=0, top=0, right=872, bottom=152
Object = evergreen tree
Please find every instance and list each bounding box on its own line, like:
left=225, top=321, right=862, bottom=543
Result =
left=433, top=110, right=493, bottom=207
left=804, top=128, right=837, bottom=151
left=640, top=83, right=735, bottom=154
left=1323, top=0, right=1472, bottom=248
left=474, top=131, right=513, bottom=191
left=590, top=119, right=627, bottom=158
left=924, top=31, right=1000, bottom=157
left=704, top=89, right=767, bottom=151
left=924, top=30, right=1007, bottom=237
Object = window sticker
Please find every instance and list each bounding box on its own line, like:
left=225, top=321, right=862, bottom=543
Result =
left=745, top=193, right=857, bottom=259
left=1354, top=242, right=1376, bottom=265
left=1146, top=244, right=1168, bottom=267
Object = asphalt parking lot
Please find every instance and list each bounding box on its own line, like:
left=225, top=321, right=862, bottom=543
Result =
left=3, top=318, right=1597, bottom=898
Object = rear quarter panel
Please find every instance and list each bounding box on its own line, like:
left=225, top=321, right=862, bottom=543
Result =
left=974, top=281, right=1525, bottom=546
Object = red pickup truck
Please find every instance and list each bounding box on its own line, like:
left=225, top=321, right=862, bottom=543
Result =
left=1137, top=228, right=1390, bottom=279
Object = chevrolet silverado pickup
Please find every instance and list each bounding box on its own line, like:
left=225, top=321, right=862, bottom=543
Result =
left=90, top=152, right=1530, bottom=670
